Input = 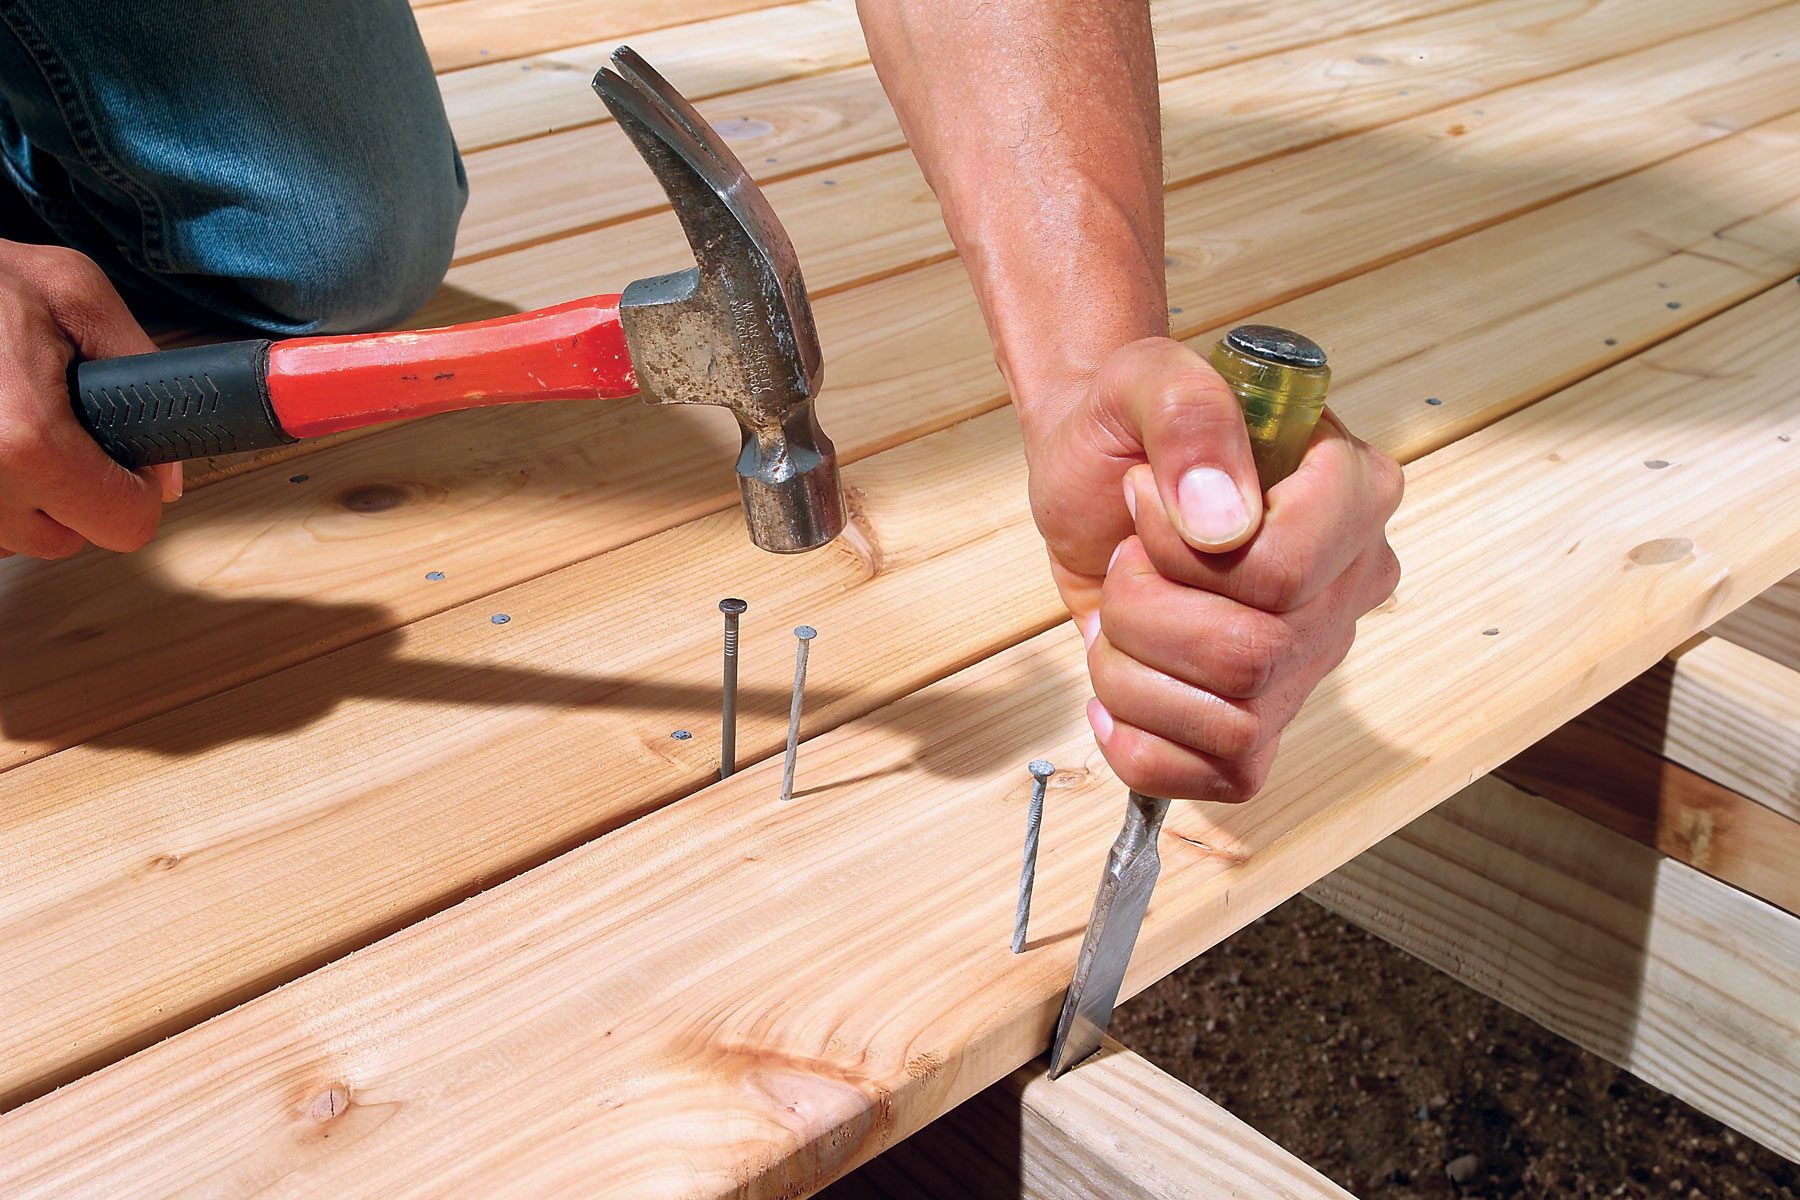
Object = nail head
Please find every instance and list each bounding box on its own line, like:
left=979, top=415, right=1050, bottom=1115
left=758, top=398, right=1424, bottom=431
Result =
left=491, top=613, right=511, bottom=625
left=425, top=571, right=445, bottom=581
left=1028, top=759, right=1055, bottom=779
left=671, top=729, right=692, bottom=740
left=719, top=597, right=748, bottom=614
left=795, top=625, right=817, bottom=640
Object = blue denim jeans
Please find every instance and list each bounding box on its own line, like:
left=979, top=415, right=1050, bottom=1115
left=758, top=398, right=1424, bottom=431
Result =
left=0, top=0, right=465, bottom=334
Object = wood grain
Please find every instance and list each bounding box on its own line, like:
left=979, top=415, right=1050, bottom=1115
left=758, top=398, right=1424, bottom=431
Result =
left=437, top=0, right=869, bottom=151
left=1310, top=777, right=1800, bottom=1160
left=450, top=0, right=1785, bottom=260
left=10, top=101, right=1800, bottom=787
left=4, top=276, right=1799, bottom=1196
left=1710, top=570, right=1800, bottom=673
left=436, top=0, right=1472, bottom=153
left=415, top=0, right=788, bottom=72
left=1584, top=634, right=1800, bottom=822
left=825, top=1039, right=1353, bottom=1200
left=1498, top=720, right=1800, bottom=914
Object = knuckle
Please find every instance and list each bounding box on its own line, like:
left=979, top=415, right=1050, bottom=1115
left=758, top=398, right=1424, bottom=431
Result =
left=1194, top=701, right=1262, bottom=764
left=1371, top=449, right=1405, bottom=514
left=107, top=506, right=161, bottom=553
left=35, top=527, right=86, bottom=560
left=1252, top=539, right=1312, bottom=612
left=0, top=415, right=55, bottom=470
left=1375, top=546, right=1402, bottom=602
left=1218, top=609, right=1289, bottom=697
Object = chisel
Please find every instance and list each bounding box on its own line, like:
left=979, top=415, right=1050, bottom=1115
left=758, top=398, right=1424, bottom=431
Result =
left=1046, top=324, right=1332, bottom=1077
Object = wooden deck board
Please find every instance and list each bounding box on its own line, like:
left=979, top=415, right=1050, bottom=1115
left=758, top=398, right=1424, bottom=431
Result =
left=450, top=0, right=1783, bottom=260
left=6, top=133, right=1797, bottom=1105
left=5, top=283, right=1798, bottom=1194
left=1310, top=777, right=1800, bottom=1159
left=5, top=0, right=1800, bottom=1189
left=7, top=29, right=1798, bottom=775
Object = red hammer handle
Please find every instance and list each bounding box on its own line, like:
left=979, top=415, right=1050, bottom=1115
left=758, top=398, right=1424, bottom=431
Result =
left=268, top=296, right=633, bottom=436
left=69, top=296, right=637, bottom=465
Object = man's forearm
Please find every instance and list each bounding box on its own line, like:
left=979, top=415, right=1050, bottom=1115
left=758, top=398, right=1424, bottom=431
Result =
left=856, top=1, right=1167, bottom=433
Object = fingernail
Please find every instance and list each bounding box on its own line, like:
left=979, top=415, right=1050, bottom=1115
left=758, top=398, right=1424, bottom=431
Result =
left=1107, top=540, right=1125, bottom=573
left=1122, top=476, right=1137, bottom=521
left=1078, top=610, right=1100, bottom=651
left=1177, top=466, right=1249, bottom=544
left=1087, top=699, right=1115, bottom=744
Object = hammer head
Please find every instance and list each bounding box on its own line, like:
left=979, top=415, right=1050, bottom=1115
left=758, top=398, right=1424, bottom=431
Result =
left=594, top=49, right=843, bottom=554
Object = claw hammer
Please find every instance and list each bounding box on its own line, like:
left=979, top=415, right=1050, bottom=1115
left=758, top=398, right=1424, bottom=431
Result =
left=66, top=49, right=843, bottom=554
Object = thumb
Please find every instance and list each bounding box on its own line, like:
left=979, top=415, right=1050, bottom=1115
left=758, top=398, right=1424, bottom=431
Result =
left=1095, top=337, right=1262, bottom=552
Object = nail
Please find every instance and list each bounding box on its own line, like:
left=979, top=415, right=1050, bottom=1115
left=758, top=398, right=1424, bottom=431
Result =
left=1087, top=699, right=1114, bottom=743
left=1177, top=466, right=1249, bottom=544
left=1122, top=476, right=1137, bottom=522
left=779, top=626, right=817, bottom=802
left=1012, top=759, right=1056, bottom=953
left=1107, top=541, right=1125, bottom=573
left=719, top=598, right=748, bottom=780
left=1078, top=611, right=1101, bottom=651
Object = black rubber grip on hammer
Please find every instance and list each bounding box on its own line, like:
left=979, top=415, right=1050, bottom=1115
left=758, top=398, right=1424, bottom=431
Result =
left=71, top=340, right=293, bottom=467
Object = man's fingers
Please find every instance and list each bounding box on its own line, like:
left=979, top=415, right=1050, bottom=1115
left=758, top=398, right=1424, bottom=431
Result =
left=1124, top=412, right=1402, bottom=612
left=32, top=417, right=165, bottom=552
left=10, top=244, right=157, bottom=361
left=0, top=508, right=87, bottom=560
left=1100, top=536, right=1327, bottom=699
left=1095, top=338, right=1262, bottom=552
left=152, top=462, right=183, bottom=503
left=1087, top=697, right=1278, bottom=802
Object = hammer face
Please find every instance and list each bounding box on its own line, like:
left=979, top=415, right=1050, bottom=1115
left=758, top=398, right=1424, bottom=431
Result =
left=621, top=267, right=842, bottom=553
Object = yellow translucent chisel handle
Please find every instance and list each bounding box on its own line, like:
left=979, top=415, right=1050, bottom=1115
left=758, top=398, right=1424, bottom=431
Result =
left=1208, top=324, right=1332, bottom=491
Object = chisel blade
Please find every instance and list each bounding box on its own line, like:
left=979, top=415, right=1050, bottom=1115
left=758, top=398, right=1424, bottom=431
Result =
left=1047, top=789, right=1171, bottom=1077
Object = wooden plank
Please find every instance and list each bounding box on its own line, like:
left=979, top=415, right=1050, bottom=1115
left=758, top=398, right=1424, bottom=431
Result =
left=437, top=0, right=869, bottom=152
left=8, top=102, right=1799, bottom=784
left=1710, top=569, right=1800, bottom=673
left=5, top=285, right=1799, bottom=1193
left=1309, top=776, right=1800, bottom=1160
left=826, top=1039, right=1351, bottom=1200
left=1584, top=634, right=1800, bottom=822
left=451, top=0, right=1784, bottom=259
left=435, top=0, right=1469, bottom=153
left=1497, top=720, right=1800, bottom=914
left=3, top=278, right=1800, bottom=1194
left=416, top=0, right=789, bottom=72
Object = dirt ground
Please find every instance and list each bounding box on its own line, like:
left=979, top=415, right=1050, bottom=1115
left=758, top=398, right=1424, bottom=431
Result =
left=1110, top=897, right=1798, bottom=1198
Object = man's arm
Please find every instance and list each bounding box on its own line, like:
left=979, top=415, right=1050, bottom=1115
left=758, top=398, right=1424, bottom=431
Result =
left=858, top=1, right=1403, bottom=801
left=854, top=2, right=1167, bottom=432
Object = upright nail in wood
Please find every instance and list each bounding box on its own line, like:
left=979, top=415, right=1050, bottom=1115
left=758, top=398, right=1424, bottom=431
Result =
left=780, top=626, right=817, bottom=802
left=718, top=598, right=748, bottom=780
left=1012, top=760, right=1056, bottom=953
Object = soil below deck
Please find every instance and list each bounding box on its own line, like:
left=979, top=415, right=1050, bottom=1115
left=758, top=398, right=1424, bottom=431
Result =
left=825, top=896, right=1796, bottom=1199
left=1106, top=896, right=1798, bottom=1199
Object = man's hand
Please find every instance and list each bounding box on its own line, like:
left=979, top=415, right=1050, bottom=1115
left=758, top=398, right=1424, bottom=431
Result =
left=0, top=240, right=179, bottom=559
left=1024, top=338, right=1403, bottom=802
